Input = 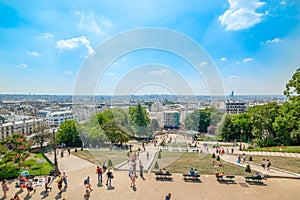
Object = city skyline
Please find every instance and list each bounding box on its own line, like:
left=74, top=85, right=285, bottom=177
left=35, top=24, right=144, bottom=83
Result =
left=1, top=0, right=300, bottom=95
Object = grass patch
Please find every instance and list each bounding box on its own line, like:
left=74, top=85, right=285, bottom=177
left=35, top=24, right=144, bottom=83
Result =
left=249, top=155, right=300, bottom=174
left=245, top=146, right=300, bottom=153
left=73, top=150, right=128, bottom=167
left=157, top=152, right=253, bottom=175
left=23, top=153, right=53, bottom=176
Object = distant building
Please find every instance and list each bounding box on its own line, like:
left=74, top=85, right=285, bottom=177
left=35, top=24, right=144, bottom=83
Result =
left=163, top=110, right=180, bottom=129
left=225, top=100, right=246, bottom=114
left=0, top=118, right=45, bottom=139
left=46, top=110, right=76, bottom=126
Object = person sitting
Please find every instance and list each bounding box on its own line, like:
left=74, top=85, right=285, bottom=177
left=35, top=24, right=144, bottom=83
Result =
left=219, top=161, right=223, bottom=167
left=189, top=168, right=195, bottom=175
left=162, top=168, right=167, bottom=174
left=212, top=161, right=216, bottom=167
left=221, top=171, right=225, bottom=178
left=215, top=169, right=219, bottom=176
left=194, top=169, right=199, bottom=175
left=253, top=172, right=262, bottom=179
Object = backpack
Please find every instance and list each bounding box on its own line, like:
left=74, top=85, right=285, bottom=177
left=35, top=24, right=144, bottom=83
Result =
left=84, top=179, right=89, bottom=185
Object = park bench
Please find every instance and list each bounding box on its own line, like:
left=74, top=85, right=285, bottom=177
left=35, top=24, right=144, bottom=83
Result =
left=216, top=175, right=235, bottom=182
left=244, top=176, right=264, bottom=183
left=183, top=174, right=201, bottom=181
left=155, top=172, right=173, bottom=180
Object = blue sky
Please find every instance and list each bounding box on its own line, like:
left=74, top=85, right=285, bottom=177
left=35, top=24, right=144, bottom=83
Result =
left=0, top=0, right=300, bottom=95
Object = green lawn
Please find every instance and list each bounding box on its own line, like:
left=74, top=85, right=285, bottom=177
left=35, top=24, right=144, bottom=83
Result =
left=153, top=152, right=253, bottom=175
left=245, top=146, right=300, bottom=153
left=23, top=153, right=54, bottom=176
left=248, top=155, right=300, bottom=174
left=73, top=149, right=128, bottom=167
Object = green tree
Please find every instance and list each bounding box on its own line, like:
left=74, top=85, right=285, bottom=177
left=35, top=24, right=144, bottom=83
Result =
left=129, top=103, right=150, bottom=137
left=232, top=113, right=252, bottom=143
left=198, top=109, right=211, bottom=133
left=284, top=68, right=300, bottom=101
left=102, top=120, right=130, bottom=145
left=56, top=120, right=82, bottom=147
left=273, top=101, right=300, bottom=145
left=218, top=114, right=238, bottom=141
left=248, top=103, right=280, bottom=146
left=30, top=124, right=52, bottom=151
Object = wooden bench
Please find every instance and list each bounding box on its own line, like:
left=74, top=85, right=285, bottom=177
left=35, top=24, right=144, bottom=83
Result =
left=216, top=175, right=235, bottom=182
left=183, top=174, right=200, bottom=181
left=244, top=176, right=264, bottom=182
left=155, top=172, right=173, bottom=180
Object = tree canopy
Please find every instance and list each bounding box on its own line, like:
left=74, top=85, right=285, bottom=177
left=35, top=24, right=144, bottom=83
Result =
left=56, top=120, right=82, bottom=147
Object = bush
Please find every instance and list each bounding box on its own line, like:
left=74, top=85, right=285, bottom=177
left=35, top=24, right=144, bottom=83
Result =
left=108, top=159, right=113, bottom=167
left=249, top=156, right=253, bottom=161
left=154, top=161, right=159, bottom=169
left=247, top=146, right=254, bottom=150
left=216, top=156, right=220, bottom=161
left=0, top=164, right=19, bottom=180
left=245, top=164, right=251, bottom=173
left=212, top=153, right=216, bottom=158
left=158, top=151, right=161, bottom=159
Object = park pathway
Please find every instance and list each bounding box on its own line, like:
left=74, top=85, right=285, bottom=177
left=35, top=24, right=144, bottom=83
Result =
left=114, top=145, right=159, bottom=172
left=220, top=153, right=300, bottom=178
left=44, top=151, right=94, bottom=172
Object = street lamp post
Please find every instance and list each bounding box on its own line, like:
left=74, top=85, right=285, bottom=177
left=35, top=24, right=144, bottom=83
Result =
left=240, top=129, right=243, bottom=151
left=51, top=126, right=60, bottom=176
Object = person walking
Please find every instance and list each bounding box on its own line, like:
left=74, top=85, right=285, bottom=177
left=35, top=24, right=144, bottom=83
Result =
left=1, top=179, right=9, bottom=198
left=44, top=175, right=52, bottom=192
left=62, top=172, right=68, bottom=187
left=139, top=163, right=144, bottom=178
left=84, top=176, right=92, bottom=197
left=106, top=169, right=113, bottom=187
left=130, top=172, right=136, bottom=188
left=96, top=166, right=103, bottom=184
left=103, top=162, right=107, bottom=172
left=84, top=176, right=92, bottom=191
left=165, top=193, right=172, bottom=200
left=26, top=177, right=36, bottom=196
left=56, top=174, right=63, bottom=194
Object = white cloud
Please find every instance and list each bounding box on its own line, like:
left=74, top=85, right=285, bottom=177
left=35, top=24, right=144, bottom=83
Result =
left=44, top=33, right=54, bottom=39
left=220, top=57, right=227, bottom=62
left=17, top=63, right=28, bottom=69
left=225, top=75, right=238, bottom=82
left=56, top=36, right=95, bottom=55
left=219, top=0, right=266, bottom=31
left=243, top=58, right=254, bottom=62
left=280, top=1, right=286, bottom=5
left=64, top=71, right=73, bottom=75
left=198, top=61, right=208, bottom=67
left=76, top=11, right=114, bottom=35
left=236, top=61, right=240, bottom=64
left=265, top=38, right=280, bottom=44
left=27, top=51, right=39, bottom=56
left=149, top=69, right=169, bottom=75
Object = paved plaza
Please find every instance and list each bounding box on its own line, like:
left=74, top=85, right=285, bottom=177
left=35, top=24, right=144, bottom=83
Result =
left=2, top=135, right=300, bottom=200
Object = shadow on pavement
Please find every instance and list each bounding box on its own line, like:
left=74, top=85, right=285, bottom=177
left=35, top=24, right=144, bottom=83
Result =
left=107, top=186, right=115, bottom=190
left=132, top=185, right=137, bottom=192
left=40, top=191, right=50, bottom=199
